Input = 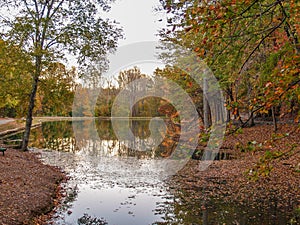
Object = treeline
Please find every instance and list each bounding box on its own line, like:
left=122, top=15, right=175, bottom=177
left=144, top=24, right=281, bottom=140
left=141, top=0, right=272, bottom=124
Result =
left=0, top=40, right=76, bottom=117
left=0, top=50, right=166, bottom=118
left=73, top=66, right=166, bottom=118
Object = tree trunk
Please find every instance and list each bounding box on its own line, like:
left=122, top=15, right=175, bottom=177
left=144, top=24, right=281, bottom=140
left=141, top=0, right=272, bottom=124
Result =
left=272, top=106, right=277, bottom=132
left=203, top=75, right=212, bottom=130
left=21, top=77, right=39, bottom=151
left=226, top=108, right=231, bottom=122
left=21, top=57, right=41, bottom=151
left=250, top=112, right=255, bottom=126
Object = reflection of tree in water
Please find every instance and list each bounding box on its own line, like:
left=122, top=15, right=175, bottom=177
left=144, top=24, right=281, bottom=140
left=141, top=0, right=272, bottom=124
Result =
left=41, top=121, right=77, bottom=152
left=78, top=214, right=107, bottom=225
left=29, top=119, right=182, bottom=159
left=130, top=119, right=151, bottom=139
left=153, top=183, right=294, bottom=225
left=95, top=119, right=117, bottom=140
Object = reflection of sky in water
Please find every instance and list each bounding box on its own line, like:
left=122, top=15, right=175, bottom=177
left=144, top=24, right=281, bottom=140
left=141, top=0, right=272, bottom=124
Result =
left=62, top=186, right=166, bottom=225
left=26, top=120, right=294, bottom=224
left=36, top=149, right=174, bottom=225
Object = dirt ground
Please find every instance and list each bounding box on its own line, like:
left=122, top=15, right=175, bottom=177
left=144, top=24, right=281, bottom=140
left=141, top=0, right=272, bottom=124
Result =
left=0, top=148, right=64, bottom=225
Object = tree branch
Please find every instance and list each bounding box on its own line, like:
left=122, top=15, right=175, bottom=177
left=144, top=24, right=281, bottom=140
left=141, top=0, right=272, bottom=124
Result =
left=239, top=0, right=260, bottom=16
left=49, top=0, right=65, bottom=20
left=22, top=0, right=35, bottom=20
left=278, top=0, right=300, bottom=54
left=239, top=17, right=286, bottom=74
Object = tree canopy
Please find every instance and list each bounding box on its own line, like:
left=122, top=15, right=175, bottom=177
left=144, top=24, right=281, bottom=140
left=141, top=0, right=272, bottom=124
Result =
left=0, top=0, right=123, bottom=150
left=0, top=39, right=32, bottom=117
left=158, top=0, right=300, bottom=126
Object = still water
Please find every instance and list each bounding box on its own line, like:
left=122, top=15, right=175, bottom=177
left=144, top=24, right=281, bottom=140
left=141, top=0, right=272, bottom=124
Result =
left=7, top=119, right=297, bottom=224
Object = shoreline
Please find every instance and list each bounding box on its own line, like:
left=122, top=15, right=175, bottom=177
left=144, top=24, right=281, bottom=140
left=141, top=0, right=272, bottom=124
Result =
left=0, top=146, right=65, bottom=225
left=0, top=118, right=299, bottom=223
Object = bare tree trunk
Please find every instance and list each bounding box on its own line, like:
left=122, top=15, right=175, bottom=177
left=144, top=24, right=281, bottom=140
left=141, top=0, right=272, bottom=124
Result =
left=21, top=57, right=41, bottom=151
left=203, top=76, right=212, bottom=130
left=203, top=97, right=212, bottom=129
left=272, top=106, right=277, bottom=132
left=226, top=88, right=234, bottom=123
left=226, top=108, right=231, bottom=122
left=250, top=112, right=255, bottom=126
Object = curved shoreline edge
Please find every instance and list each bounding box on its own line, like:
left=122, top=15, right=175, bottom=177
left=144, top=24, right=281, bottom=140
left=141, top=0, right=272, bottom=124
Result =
left=0, top=147, right=65, bottom=225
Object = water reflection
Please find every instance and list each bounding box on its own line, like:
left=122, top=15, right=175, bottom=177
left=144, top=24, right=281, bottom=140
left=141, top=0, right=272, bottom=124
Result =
left=27, top=119, right=178, bottom=159
left=16, top=119, right=297, bottom=224
left=36, top=147, right=172, bottom=224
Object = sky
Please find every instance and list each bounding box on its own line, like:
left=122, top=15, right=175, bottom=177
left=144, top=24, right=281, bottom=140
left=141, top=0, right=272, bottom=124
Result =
left=104, top=0, right=166, bottom=45
left=102, top=0, right=167, bottom=77
left=0, top=0, right=167, bottom=76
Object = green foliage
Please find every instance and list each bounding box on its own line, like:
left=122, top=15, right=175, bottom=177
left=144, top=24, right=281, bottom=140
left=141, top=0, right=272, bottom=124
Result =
left=288, top=206, right=300, bottom=224
left=236, top=141, right=263, bottom=153
left=247, top=150, right=284, bottom=180
left=0, top=39, right=32, bottom=117
left=0, top=40, right=77, bottom=117
left=0, top=0, right=123, bottom=149
left=0, top=0, right=123, bottom=76
left=37, top=63, right=77, bottom=116
left=199, top=132, right=210, bottom=143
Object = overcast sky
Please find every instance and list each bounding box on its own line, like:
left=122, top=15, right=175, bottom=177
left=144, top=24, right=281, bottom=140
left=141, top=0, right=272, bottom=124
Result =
left=103, top=0, right=167, bottom=76
left=104, top=0, right=166, bottom=45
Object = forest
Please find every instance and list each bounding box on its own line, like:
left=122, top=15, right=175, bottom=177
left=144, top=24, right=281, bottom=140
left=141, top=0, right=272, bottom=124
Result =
left=0, top=0, right=299, bottom=174
left=0, top=0, right=299, bottom=224
left=1, top=0, right=299, bottom=123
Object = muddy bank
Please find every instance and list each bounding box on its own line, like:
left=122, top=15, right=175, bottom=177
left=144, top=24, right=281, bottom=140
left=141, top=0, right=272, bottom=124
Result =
left=0, top=148, right=64, bottom=225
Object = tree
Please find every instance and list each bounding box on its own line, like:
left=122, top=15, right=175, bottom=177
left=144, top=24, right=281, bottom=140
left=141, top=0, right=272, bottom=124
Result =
left=0, top=39, right=32, bottom=117
left=158, top=0, right=299, bottom=126
left=154, top=66, right=205, bottom=123
left=116, top=66, right=146, bottom=117
left=0, top=0, right=123, bottom=150
left=37, top=62, right=77, bottom=116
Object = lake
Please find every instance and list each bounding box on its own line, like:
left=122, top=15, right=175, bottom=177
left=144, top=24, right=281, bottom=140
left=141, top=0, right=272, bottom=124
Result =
left=6, top=119, right=297, bottom=224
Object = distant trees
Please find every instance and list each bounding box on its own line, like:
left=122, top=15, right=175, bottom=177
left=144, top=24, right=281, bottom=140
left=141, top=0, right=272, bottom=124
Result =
left=117, top=66, right=146, bottom=117
left=94, top=67, right=164, bottom=118
left=0, top=0, right=123, bottom=150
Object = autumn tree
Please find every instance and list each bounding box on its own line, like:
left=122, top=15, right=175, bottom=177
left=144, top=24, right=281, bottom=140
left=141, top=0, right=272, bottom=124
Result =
left=0, top=39, right=32, bottom=117
left=72, top=84, right=97, bottom=117
left=37, top=62, right=77, bottom=116
left=154, top=65, right=205, bottom=123
left=116, top=66, right=146, bottom=117
left=159, top=0, right=300, bottom=127
left=0, top=0, right=123, bottom=150
left=95, top=80, right=119, bottom=117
